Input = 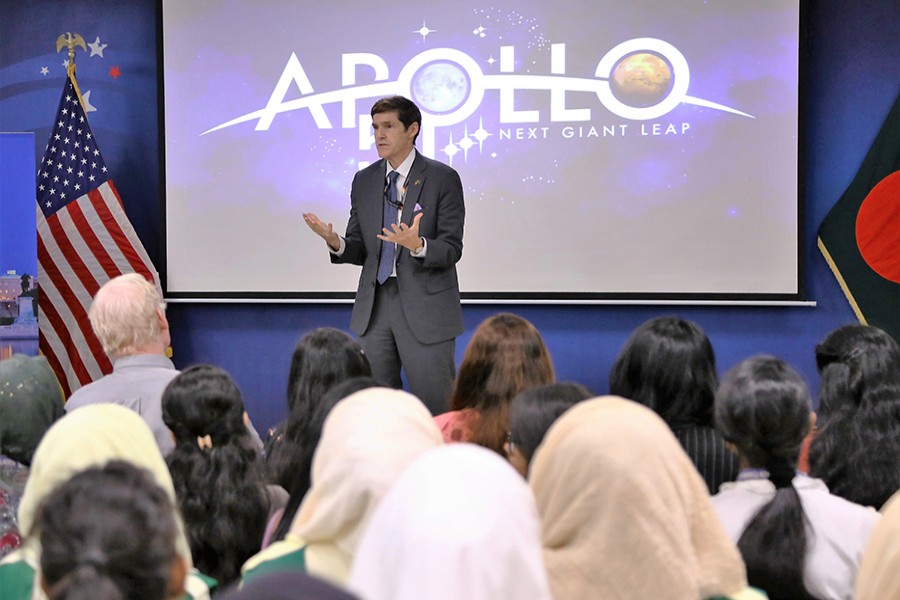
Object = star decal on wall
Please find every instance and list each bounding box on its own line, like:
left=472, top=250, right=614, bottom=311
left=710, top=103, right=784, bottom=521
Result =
left=82, top=90, right=97, bottom=113
left=88, top=36, right=108, bottom=58
left=108, top=66, right=121, bottom=80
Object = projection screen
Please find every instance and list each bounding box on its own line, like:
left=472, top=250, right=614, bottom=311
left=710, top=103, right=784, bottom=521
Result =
left=160, top=0, right=802, bottom=301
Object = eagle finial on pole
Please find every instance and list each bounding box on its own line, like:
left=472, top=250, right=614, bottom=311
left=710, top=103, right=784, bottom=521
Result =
left=55, top=33, right=88, bottom=110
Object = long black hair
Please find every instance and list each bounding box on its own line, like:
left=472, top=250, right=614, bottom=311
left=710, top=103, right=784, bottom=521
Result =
left=36, top=460, right=181, bottom=600
left=715, top=355, right=816, bottom=600
left=267, top=328, right=371, bottom=489
left=609, top=316, right=718, bottom=428
left=809, top=324, right=900, bottom=509
left=162, top=364, right=269, bottom=586
left=270, top=376, right=382, bottom=543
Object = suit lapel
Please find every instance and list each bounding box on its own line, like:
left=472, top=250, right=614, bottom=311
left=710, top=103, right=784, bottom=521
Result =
left=363, top=159, right=387, bottom=241
left=402, top=154, right=427, bottom=225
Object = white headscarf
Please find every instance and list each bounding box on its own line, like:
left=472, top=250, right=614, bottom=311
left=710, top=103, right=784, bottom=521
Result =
left=855, top=490, right=900, bottom=600
left=287, top=387, right=442, bottom=585
left=9, top=404, right=194, bottom=597
left=529, top=396, right=748, bottom=600
left=349, top=444, right=552, bottom=600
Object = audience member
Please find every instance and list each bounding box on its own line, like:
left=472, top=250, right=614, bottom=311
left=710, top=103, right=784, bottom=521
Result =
left=609, top=315, right=739, bottom=493
left=64, top=273, right=178, bottom=455
left=265, top=376, right=382, bottom=547
left=0, top=354, right=65, bottom=558
left=712, top=355, right=879, bottom=600
left=162, top=365, right=287, bottom=586
left=437, top=313, right=554, bottom=454
left=34, top=461, right=186, bottom=600
left=0, top=404, right=215, bottom=598
left=529, top=396, right=758, bottom=600
left=854, top=490, right=900, bottom=600
left=218, top=571, right=358, bottom=600
left=242, top=388, right=442, bottom=587
left=349, top=444, right=552, bottom=600
left=505, top=382, right=591, bottom=477
left=808, top=324, right=900, bottom=509
left=266, top=328, right=371, bottom=489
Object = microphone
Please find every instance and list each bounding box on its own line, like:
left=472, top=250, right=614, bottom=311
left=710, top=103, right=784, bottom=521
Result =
left=384, top=174, right=404, bottom=209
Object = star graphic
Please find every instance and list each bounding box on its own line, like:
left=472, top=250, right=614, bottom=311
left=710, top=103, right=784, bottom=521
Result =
left=472, top=118, right=493, bottom=151
left=413, top=22, right=435, bottom=40
left=82, top=90, right=98, bottom=113
left=109, top=66, right=121, bottom=80
left=88, top=36, right=108, bottom=58
left=458, top=126, right=475, bottom=161
left=486, top=56, right=496, bottom=67
left=442, top=133, right=460, bottom=165
left=40, top=66, right=49, bottom=76
left=62, top=59, right=69, bottom=68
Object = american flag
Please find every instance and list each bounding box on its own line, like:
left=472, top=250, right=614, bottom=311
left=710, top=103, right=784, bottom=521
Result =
left=36, top=73, right=159, bottom=397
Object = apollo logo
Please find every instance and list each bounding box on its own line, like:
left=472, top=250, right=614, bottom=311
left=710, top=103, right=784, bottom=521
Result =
left=202, top=37, right=753, bottom=159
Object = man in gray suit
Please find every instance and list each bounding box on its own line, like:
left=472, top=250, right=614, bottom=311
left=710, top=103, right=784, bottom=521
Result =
left=303, top=96, right=464, bottom=414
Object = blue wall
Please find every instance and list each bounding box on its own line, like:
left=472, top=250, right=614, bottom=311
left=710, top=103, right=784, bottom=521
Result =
left=2, top=1, right=898, bottom=431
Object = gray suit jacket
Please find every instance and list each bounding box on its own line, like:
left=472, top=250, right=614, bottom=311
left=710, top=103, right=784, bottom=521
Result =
left=332, top=151, right=464, bottom=345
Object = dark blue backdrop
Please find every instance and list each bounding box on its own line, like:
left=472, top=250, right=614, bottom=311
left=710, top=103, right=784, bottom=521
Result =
left=1, top=0, right=898, bottom=431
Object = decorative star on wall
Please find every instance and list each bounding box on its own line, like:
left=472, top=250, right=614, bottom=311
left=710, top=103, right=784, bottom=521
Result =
left=81, top=90, right=97, bottom=113
left=88, top=36, right=108, bottom=58
left=108, top=66, right=121, bottom=80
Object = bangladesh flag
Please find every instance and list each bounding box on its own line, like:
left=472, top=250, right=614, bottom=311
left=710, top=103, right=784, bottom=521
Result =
left=818, top=93, right=900, bottom=343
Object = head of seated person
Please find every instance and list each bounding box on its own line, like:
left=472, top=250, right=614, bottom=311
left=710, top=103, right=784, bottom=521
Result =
left=268, top=376, right=383, bottom=545
left=349, top=444, right=552, bottom=600
left=528, top=396, right=751, bottom=599
left=89, top=273, right=170, bottom=360
left=447, top=313, right=555, bottom=453
left=609, top=315, right=740, bottom=494
left=715, top=355, right=880, bottom=599
left=609, top=315, right=717, bottom=429
left=809, top=323, right=900, bottom=509
left=0, top=354, right=65, bottom=558
left=505, top=382, right=592, bottom=477
left=267, top=328, right=371, bottom=488
left=162, top=364, right=270, bottom=586
left=814, top=323, right=900, bottom=420
left=0, top=404, right=208, bottom=598
left=35, top=461, right=186, bottom=600
left=242, top=387, right=443, bottom=587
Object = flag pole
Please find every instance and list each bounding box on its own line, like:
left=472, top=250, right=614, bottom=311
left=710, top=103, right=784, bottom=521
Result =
left=55, top=33, right=87, bottom=109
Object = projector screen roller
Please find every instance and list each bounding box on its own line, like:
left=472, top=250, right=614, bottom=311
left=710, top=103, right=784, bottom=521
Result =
left=160, top=0, right=801, bottom=301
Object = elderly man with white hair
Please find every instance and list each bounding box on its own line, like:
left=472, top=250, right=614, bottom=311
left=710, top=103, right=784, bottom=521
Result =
left=65, top=273, right=177, bottom=454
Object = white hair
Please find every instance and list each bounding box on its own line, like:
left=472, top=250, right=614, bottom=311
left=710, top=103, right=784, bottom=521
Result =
left=88, top=273, right=165, bottom=357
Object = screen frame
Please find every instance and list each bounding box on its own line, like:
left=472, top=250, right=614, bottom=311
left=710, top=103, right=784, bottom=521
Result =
left=156, top=0, right=808, bottom=304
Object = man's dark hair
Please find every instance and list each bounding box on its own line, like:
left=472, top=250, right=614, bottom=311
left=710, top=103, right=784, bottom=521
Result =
left=371, top=96, right=422, bottom=144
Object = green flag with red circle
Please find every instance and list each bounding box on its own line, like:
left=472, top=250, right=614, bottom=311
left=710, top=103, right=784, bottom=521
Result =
left=818, top=93, right=900, bottom=342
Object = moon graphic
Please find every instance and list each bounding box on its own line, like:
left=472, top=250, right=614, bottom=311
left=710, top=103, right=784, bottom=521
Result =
left=411, top=62, right=470, bottom=114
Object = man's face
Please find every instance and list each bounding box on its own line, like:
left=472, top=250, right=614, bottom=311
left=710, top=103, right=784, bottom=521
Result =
left=373, top=111, right=418, bottom=168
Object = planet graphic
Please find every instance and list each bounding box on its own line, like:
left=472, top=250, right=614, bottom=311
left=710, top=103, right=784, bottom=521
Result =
left=411, top=62, right=469, bottom=114
left=610, top=52, right=673, bottom=107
